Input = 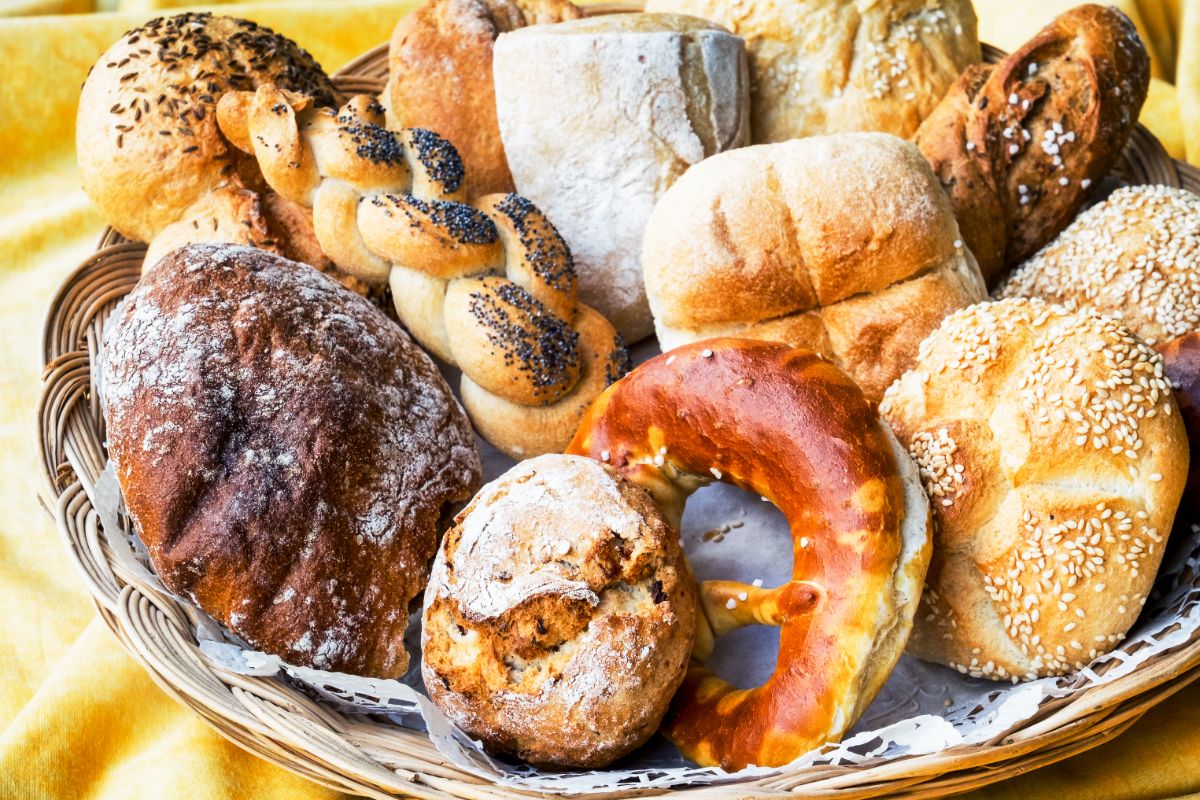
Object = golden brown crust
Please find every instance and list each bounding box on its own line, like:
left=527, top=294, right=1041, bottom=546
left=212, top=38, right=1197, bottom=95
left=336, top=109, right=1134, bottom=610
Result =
left=643, top=133, right=986, bottom=401
left=102, top=244, right=481, bottom=678
left=567, top=339, right=932, bottom=770
left=644, top=0, right=980, bottom=143
left=387, top=0, right=583, bottom=199
left=914, top=4, right=1151, bottom=284
left=422, top=454, right=695, bottom=769
left=881, top=298, right=1188, bottom=681
left=77, top=13, right=334, bottom=242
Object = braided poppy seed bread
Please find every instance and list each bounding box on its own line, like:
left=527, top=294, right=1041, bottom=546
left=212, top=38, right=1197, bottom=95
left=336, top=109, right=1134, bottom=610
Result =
left=422, top=454, right=695, bottom=768
left=102, top=244, right=481, bottom=678
left=77, top=13, right=335, bottom=243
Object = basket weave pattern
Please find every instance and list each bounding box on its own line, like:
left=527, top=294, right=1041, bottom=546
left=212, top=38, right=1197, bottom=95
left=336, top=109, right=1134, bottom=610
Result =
left=35, top=38, right=1200, bottom=800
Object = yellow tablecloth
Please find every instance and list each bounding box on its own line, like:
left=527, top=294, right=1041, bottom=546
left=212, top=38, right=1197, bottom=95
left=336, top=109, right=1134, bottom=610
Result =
left=2, top=1, right=1199, bottom=799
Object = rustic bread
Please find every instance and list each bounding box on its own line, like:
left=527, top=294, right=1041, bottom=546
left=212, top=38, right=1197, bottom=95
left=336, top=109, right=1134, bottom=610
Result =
left=387, top=0, right=583, bottom=198
left=997, top=185, right=1200, bottom=345
left=881, top=298, right=1188, bottom=680
left=102, top=244, right=481, bottom=678
left=644, top=0, right=980, bottom=143
left=642, top=133, right=986, bottom=401
left=493, top=13, right=750, bottom=341
left=422, top=454, right=695, bottom=768
left=77, top=13, right=334, bottom=243
left=914, top=4, right=1151, bottom=284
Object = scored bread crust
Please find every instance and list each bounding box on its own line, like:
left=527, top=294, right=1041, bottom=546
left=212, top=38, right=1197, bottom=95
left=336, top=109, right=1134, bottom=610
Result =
left=387, top=0, right=583, bottom=199
left=102, top=244, right=481, bottom=678
left=77, top=12, right=335, bottom=243
left=642, top=133, right=987, bottom=401
left=644, top=0, right=979, bottom=143
left=421, top=454, right=696, bottom=769
left=881, top=298, right=1189, bottom=680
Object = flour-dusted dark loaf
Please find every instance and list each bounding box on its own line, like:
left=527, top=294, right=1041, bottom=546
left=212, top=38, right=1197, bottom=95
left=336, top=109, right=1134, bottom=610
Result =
left=101, top=243, right=481, bottom=677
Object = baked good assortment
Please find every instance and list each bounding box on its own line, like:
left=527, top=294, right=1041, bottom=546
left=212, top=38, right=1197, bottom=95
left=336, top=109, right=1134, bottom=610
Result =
left=387, top=0, right=583, bottom=198
left=997, top=185, right=1200, bottom=345
left=642, top=133, right=986, bottom=401
left=79, top=0, right=1198, bottom=779
left=915, top=4, right=1151, bottom=284
left=880, top=299, right=1189, bottom=680
left=102, top=244, right=481, bottom=677
left=422, top=454, right=695, bottom=768
left=568, top=340, right=932, bottom=770
left=644, top=0, right=980, bottom=144
left=493, top=13, right=751, bottom=341
left=215, top=87, right=629, bottom=459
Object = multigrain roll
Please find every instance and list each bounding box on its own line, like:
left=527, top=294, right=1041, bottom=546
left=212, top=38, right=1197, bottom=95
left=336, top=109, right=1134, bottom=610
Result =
left=103, top=244, right=481, bottom=678
left=881, top=298, right=1189, bottom=680
left=77, top=13, right=335, bottom=243
left=642, top=133, right=986, bottom=401
left=998, top=185, right=1200, bottom=345
left=387, top=0, right=583, bottom=198
left=644, top=0, right=980, bottom=143
left=422, top=454, right=695, bottom=769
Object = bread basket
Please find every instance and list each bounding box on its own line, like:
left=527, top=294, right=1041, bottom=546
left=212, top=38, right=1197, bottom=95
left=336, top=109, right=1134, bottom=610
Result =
left=36, top=7, right=1200, bottom=797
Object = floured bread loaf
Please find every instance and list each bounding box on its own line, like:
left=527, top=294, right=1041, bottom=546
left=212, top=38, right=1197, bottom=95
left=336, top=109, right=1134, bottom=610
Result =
left=493, top=13, right=750, bottom=341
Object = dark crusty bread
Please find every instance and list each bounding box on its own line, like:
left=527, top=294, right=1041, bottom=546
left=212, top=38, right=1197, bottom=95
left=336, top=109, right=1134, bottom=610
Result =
left=102, top=243, right=481, bottom=678
left=914, top=4, right=1150, bottom=284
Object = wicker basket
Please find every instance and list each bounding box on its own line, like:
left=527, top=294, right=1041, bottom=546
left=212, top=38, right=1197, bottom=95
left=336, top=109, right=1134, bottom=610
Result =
left=36, top=20, right=1200, bottom=799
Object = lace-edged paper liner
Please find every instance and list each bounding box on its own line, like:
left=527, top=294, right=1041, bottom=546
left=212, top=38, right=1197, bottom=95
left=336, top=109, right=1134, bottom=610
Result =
left=89, top=459, right=1200, bottom=794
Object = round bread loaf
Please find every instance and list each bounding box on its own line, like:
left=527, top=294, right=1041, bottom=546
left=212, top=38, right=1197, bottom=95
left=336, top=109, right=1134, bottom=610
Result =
left=998, top=185, right=1200, bottom=345
left=387, top=0, right=582, bottom=199
left=880, top=298, right=1189, bottom=680
left=103, top=244, right=481, bottom=678
left=644, top=0, right=980, bottom=143
left=78, top=13, right=335, bottom=242
left=422, top=454, right=695, bottom=769
left=642, top=132, right=987, bottom=401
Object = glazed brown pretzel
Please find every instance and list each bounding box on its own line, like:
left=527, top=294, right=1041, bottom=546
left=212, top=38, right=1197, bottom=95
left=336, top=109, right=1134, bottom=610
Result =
left=216, top=86, right=629, bottom=457
left=567, top=340, right=932, bottom=770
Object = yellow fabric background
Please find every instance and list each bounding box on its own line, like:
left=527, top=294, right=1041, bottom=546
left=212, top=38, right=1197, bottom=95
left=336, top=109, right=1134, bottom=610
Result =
left=1, top=1, right=1199, bottom=799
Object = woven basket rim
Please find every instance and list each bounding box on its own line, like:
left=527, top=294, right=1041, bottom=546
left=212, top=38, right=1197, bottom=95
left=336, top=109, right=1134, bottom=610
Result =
left=35, top=18, right=1200, bottom=800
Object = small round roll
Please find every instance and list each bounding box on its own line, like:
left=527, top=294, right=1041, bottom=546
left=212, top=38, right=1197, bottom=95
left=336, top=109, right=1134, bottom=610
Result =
left=422, top=454, right=696, bottom=769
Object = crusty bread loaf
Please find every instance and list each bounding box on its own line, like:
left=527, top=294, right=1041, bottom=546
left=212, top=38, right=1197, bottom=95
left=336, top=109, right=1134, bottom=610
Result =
left=881, top=298, right=1189, bottom=680
left=644, top=0, right=979, bottom=143
left=77, top=13, right=334, bottom=243
left=493, top=13, right=750, bottom=341
left=422, top=454, right=695, bottom=769
left=103, top=244, right=481, bottom=678
left=997, top=185, right=1200, bottom=345
left=387, top=0, right=582, bottom=198
left=915, top=4, right=1151, bottom=284
left=642, top=132, right=986, bottom=401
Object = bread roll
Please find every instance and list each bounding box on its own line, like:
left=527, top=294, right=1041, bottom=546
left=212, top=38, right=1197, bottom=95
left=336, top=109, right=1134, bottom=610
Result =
left=387, top=0, right=583, bottom=198
left=422, top=454, right=695, bottom=768
left=642, top=132, right=986, bottom=401
left=645, top=0, right=980, bottom=143
left=77, top=13, right=335, bottom=243
left=998, top=185, right=1200, bottom=345
left=103, top=244, right=481, bottom=678
left=881, top=298, right=1189, bottom=680
left=493, top=13, right=750, bottom=341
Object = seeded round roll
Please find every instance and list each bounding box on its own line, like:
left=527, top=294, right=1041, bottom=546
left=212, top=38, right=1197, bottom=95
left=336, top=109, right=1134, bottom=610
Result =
left=78, top=12, right=335, bottom=242
left=998, top=185, right=1200, bottom=345
left=881, top=298, right=1188, bottom=680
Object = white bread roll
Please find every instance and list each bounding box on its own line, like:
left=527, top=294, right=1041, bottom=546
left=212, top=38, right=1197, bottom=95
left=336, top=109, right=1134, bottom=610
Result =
left=644, top=0, right=979, bottom=143
left=493, top=13, right=750, bottom=342
left=881, top=298, right=1189, bottom=680
left=642, top=132, right=986, bottom=401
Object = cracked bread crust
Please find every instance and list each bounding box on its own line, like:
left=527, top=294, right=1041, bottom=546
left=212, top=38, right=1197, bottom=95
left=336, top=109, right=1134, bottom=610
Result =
left=421, top=454, right=696, bottom=769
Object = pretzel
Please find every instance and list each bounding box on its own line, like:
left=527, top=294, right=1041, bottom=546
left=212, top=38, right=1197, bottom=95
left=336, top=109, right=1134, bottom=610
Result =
left=216, top=86, right=629, bottom=457
left=566, top=339, right=932, bottom=769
